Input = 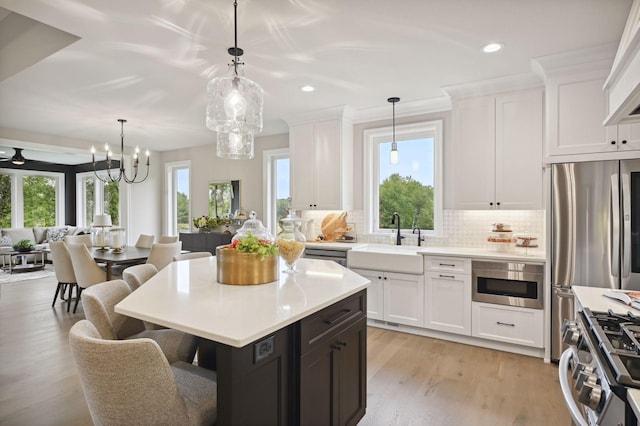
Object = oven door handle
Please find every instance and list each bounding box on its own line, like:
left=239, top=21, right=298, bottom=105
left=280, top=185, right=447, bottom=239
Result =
left=559, top=348, right=588, bottom=426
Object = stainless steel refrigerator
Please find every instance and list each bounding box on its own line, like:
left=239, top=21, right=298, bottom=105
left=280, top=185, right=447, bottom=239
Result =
left=551, top=159, right=640, bottom=361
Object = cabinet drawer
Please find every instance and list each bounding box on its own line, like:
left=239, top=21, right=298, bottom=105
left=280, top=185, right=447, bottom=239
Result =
left=471, top=302, right=543, bottom=348
left=300, top=290, right=365, bottom=354
left=424, top=256, right=471, bottom=274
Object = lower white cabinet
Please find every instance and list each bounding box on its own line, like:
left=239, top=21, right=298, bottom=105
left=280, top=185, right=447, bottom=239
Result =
left=351, top=269, right=424, bottom=327
left=424, top=271, right=471, bottom=336
left=471, top=302, right=543, bottom=348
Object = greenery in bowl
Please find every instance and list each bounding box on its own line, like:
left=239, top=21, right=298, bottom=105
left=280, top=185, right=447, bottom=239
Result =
left=13, top=239, right=35, bottom=252
left=227, top=232, right=278, bottom=260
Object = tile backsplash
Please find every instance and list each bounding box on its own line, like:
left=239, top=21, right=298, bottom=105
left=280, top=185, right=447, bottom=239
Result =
left=301, top=209, right=545, bottom=251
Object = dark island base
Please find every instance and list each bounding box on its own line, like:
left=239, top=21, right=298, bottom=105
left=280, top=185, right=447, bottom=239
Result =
left=198, top=290, right=367, bottom=425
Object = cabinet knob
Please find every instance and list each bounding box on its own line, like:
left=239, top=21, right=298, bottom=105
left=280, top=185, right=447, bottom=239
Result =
left=377, top=276, right=382, bottom=280
left=489, top=202, right=493, bottom=206
left=496, top=202, right=501, bottom=206
left=611, top=140, right=616, bottom=145
left=383, top=276, right=387, bottom=280
left=622, top=140, right=627, bottom=145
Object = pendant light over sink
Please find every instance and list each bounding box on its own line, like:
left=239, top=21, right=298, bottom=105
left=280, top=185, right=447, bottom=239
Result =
left=206, top=0, right=264, bottom=160
left=388, top=97, right=400, bottom=164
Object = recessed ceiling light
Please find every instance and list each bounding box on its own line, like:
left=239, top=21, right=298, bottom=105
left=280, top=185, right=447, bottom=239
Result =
left=300, top=85, right=315, bottom=92
left=483, top=42, right=504, bottom=53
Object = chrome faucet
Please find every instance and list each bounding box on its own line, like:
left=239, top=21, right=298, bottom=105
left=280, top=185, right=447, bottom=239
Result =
left=413, top=227, right=425, bottom=246
left=391, top=212, right=404, bottom=245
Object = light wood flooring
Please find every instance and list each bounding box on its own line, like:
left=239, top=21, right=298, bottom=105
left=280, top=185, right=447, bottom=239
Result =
left=0, top=276, right=571, bottom=425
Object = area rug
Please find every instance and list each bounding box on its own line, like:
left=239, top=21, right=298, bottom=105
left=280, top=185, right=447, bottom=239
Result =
left=0, top=265, right=56, bottom=284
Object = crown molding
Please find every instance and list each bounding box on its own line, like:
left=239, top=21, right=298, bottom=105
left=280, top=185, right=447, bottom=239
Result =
left=531, top=42, right=617, bottom=81
left=441, top=72, right=543, bottom=102
left=352, top=96, right=451, bottom=124
left=282, top=105, right=354, bottom=127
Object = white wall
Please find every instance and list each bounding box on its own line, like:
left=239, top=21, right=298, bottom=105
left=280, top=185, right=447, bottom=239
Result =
left=161, top=133, right=289, bottom=226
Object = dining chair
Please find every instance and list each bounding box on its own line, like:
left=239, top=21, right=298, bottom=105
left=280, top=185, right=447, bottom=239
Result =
left=67, top=243, right=107, bottom=313
left=69, top=320, right=217, bottom=426
left=146, top=242, right=182, bottom=271
left=173, top=252, right=212, bottom=261
left=63, top=234, right=93, bottom=247
left=81, top=279, right=197, bottom=364
left=48, top=241, right=78, bottom=312
left=134, top=233, right=155, bottom=249
left=158, top=235, right=179, bottom=243
left=122, top=263, right=158, bottom=291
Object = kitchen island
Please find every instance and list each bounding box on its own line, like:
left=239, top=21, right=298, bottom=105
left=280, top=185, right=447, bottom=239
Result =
left=572, top=286, right=640, bottom=422
left=116, top=257, right=370, bottom=425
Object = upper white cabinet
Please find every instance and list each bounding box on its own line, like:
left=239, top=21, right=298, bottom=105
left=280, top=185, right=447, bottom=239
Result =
left=287, top=107, right=353, bottom=211
left=450, top=89, right=543, bottom=210
left=545, top=70, right=640, bottom=156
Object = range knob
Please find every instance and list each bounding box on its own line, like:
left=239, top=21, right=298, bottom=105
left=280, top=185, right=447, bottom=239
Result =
left=562, top=325, right=581, bottom=346
left=578, top=381, right=603, bottom=411
left=572, top=363, right=594, bottom=381
left=575, top=371, right=597, bottom=391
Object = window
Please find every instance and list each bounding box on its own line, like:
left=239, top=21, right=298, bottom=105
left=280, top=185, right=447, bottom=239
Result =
left=263, top=149, right=290, bottom=235
left=364, top=120, right=443, bottom=235
left=23, top=175, right=57, bottom=227
left=77, top=173, right=121, bottom=226
left=0, top=169, right=64, bottom=227
left=166, top=161, right=190, bottom=235
left=0, top=173, right=11, bottom=228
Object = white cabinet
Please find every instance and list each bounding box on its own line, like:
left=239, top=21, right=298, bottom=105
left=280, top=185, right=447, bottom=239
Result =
left=384, top=271, right=424, bottom=327
left=424, top=256, right=472, bottom=336
left=451, top=89, right=543, bottom=210
left=472, top=302, right=543, bottom=348
left=545, top=70, right=640, bottom=157
left=288, top=110, right=353, bottom=211
left=351, top=268, right=424, bottom=327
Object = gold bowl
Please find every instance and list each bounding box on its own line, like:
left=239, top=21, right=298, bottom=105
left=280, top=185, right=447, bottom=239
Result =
left=216, top=246, right=278, bottom=285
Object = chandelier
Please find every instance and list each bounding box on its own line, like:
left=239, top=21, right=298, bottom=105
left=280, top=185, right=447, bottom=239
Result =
left=388, top=97, right=400, bottom=164
left=206, top=0, right=264, bottom=160
left=91, top=119, right=150, bottom=184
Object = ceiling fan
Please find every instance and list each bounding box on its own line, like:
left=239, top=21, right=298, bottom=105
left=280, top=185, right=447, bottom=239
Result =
left=0, top=148, right=27, bottom=165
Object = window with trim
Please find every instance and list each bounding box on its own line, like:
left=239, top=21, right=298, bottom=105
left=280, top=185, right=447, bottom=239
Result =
left=263, top=148, right=289, bottom=235
left=364, top=120, right=443, bottom=235
left=0, top=169, right=64, bottom=227
left=165, top=161, right=190, bottom=235
left=77, top=172, right=121, bottom=226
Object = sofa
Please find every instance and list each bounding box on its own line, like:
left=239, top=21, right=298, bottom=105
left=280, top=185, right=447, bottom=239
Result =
left=0, top=226, right=91, bottom=266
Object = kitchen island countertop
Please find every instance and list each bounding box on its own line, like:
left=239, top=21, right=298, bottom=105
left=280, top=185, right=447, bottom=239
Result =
left=115, top=256, right=370, bottom=347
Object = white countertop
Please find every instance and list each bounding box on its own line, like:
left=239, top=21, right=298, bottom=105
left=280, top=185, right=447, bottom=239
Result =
left=572, top=286, right=635, bottom=314
left=115, top=257, right=370, bottom=348
left=417, top=246, right=545, bottom=262
left=308, top=241, right=546, bottom=263
left=305, top=242, right=366, bottom=250
left=572, top=286, right=640, bottom=420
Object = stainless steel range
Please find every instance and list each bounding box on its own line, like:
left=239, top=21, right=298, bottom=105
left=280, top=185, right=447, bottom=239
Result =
left=560, top=308, right=640, bottom=425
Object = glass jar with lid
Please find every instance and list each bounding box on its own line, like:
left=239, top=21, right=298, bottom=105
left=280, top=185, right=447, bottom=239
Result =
left=231, top=211, right=275, bottom=244
left=276, top=203, right=306, bottom=274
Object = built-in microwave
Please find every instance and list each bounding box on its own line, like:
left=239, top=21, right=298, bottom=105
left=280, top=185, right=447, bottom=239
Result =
left=472, top=261, right=544, bottom=309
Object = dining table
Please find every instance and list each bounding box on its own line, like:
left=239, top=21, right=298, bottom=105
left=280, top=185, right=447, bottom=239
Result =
left=90, top=246, right=151, bottom=280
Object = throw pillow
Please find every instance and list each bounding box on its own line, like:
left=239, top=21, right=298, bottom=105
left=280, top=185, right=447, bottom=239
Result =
left=0, top=236, right=12, bottom=247
left=46, top=227, right=68, bottom=242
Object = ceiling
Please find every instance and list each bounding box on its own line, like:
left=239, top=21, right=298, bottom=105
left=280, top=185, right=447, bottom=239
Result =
left=0, top=0, right=633, bottom=161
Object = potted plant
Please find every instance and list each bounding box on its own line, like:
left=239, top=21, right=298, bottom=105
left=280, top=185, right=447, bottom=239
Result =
left=193, top=216, right=218, bottom=233
left=13, top=239, right=35, bottom=252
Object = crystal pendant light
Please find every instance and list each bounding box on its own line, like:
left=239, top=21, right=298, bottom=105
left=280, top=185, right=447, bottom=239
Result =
left=388, top=97, right=400, bottom=164
left=206, top=0, right=264, bottom=160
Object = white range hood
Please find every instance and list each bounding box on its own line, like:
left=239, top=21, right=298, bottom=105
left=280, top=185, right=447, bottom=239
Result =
left=604, top=0, right=640, bottom=126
